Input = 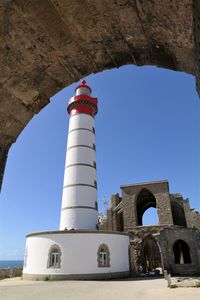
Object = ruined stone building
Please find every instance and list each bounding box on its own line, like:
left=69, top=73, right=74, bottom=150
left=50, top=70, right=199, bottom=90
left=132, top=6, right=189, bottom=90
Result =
left=99, top=180, right=200, bottom=275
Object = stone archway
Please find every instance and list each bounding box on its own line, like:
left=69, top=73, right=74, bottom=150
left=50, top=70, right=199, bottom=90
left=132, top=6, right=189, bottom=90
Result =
left=136, top=188, right=158, bottom=226
left=0, top=0, right=199, bottom=189
left=173, top=239, right=192, bottom=264
left=140, top=235, right=163, bottom=274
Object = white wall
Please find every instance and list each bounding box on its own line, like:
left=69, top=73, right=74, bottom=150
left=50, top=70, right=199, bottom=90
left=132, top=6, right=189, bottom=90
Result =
left=23, top=232, right=129, bottom=276
left=68, top=114, right=94, bottom=131
left=65, top=147, right=96, bottom=166
left=60, top=209, right=98, bottom=230
left=61, top=186, right=97, bottom=207
left=67, top=130, right=95, bottom=148
left=60, top=112, right=98, bottom=230
left=63, top=165, right=96, bottom=186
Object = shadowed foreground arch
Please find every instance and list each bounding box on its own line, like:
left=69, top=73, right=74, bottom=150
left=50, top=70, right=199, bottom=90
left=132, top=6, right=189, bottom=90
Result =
left=0, top=0, right=200, bottom=189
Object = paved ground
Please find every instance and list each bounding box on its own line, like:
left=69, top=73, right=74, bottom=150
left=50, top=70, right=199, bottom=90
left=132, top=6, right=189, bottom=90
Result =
left=0, top=277, right=200, bottom=300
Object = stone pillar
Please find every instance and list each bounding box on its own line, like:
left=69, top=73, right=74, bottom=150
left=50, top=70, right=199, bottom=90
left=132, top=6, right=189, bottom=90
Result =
left=0, top=146, right=9, bottom=191
left=182, top=199, right=193, bottom=228
left=155, top=192, right=173, bottom=225
left=106, top=208, right=113, bottom=231
left=122, top=192, right=137, bottom=230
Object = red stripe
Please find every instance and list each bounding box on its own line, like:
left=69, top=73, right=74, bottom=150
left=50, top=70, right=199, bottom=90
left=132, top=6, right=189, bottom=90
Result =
left=70, top=106, right=95, bottom=116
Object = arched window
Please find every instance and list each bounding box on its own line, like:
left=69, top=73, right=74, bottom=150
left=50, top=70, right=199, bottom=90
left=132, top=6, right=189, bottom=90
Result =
left=97, top=244, right=110, bottom=267
left=171, top=201, right=187, bottom=227
left=95, top=201, right=98, bottom=210
left=94, top=180, right=97, bottom=189
left=173, top=240, right=191, bottom=264
left=47, top=244, right=62, bottom=268
left=136, top=189, right=158, bottom=226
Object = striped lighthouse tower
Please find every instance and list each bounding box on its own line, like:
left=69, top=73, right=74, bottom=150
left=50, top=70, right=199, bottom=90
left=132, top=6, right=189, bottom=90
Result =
left=59, top=80, right=98, bottom=230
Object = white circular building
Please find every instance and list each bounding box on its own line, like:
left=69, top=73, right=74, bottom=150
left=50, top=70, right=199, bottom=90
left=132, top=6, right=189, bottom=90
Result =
left=23, top=80, right=130, bottom=280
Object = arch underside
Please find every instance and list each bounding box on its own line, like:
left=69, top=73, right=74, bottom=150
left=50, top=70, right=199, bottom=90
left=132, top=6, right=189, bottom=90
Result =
left=0, top=0, right=200, bottom=189
left=137, top=189, right=157, bottom=226
left=171, top=201, right=187, bottom=227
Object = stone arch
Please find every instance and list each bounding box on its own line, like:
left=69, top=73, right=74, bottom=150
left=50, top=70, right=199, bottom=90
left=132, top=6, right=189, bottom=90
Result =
left=47, top=244, right=62, bottom=268
left=171, top=201, right=187, bottom=227
left=0, top=1, right=199, bottom=190
left=136, top=188, right=158, bottom=226
left=173, top=239, right=191, bottom=264
left=97, top=243, right=110, bottom=267
left=140, top=235, right=163, bottom=274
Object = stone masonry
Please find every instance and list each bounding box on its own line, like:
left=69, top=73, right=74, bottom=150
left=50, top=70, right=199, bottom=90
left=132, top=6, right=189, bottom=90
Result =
left=100, top=180, right=200, bottom=275
left=0, top=0, right=200, bottom=190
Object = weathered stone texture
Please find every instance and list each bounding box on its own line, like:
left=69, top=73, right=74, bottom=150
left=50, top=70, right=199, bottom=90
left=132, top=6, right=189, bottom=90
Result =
left=182, top=198, right=200, bottom=229
left=160, top=227, right=200, bottom=275
left=155, top=192, right=173, bottom=225
left=0, top=0, right=199, bottom=189
left=193, top=0, right=200, bottom=95
left=100, top=180, right=200, bottom=275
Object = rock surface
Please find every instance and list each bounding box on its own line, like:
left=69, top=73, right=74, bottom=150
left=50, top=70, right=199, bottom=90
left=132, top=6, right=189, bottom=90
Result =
left=0, top=0, right=199, bottom=189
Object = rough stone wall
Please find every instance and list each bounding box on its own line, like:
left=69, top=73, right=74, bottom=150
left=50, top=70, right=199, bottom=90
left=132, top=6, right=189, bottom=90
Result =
left=0, top=0, right=199, bottom=190
left=182, top=199, right=200, bottom=229
left=159, top=227, right=200, bottom=275
left=193, top=0, right=200, bottom=96
left=100, top=180, right=200, bottom=275
left=170, top=194, right=187, bottom=227
left=100, top=181, right=200, bottom=231
left=128, top=226, right=200, bottom=275
left=129, top=225, right=165, bottom=273
left=121, top=192, right=137, bottom=230
left=155, top=192, right=173, bottom=225
left=121, top=180, right=173, bottom=228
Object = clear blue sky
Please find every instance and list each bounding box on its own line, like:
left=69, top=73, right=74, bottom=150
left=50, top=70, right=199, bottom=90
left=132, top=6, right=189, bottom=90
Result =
left=0, top=65, right=200, bottom=260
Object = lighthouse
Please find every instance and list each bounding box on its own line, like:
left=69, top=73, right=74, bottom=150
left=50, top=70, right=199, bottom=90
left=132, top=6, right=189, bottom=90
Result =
left=59, top=80, right=98, bottom=230
left=23, top=80, right=130, bottom=281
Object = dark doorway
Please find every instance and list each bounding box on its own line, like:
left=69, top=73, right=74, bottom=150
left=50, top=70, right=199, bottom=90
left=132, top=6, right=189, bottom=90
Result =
left=116, top=211, right=124, bottom=232
left=173, top=240, right=191, bottom=264
left=141, top=235, right=163, bottom=274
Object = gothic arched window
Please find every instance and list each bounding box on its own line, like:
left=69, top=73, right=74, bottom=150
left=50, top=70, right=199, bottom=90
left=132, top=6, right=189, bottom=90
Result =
left=47, top=244, right=62, bottom=268
left=97, top=244, right=110, bottom=267
left=173, top=240, right=191, bottom=264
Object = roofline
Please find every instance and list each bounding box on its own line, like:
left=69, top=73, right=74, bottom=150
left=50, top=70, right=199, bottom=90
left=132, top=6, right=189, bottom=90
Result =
left=26, top=230, right=129, bottom=238
left=120, top=179, right=169, bottom=189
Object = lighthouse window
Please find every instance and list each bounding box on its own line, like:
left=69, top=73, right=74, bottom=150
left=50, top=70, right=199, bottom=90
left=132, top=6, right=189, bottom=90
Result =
left=47, top=244, right=61, bottom=268
left=95, top=201, right=98, bottom=210
left=92, top=127, right=95, bottom=134
left=97, top=244, right=110, bottom=267
left=51, top=252, right=59, bottom=267
left=94, top=180, right=97, bottom=188
left=93, top=161, right=96, bottom=169
left=93, top=144, right=96, bottom=151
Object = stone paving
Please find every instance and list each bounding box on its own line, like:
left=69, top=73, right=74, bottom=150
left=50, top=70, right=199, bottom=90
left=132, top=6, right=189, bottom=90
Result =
left=0, top=277, right=200, bottom=300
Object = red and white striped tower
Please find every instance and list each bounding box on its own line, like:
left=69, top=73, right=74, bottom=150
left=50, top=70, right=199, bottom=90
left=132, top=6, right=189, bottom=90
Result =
left=59, top=80, right=98, bottom=230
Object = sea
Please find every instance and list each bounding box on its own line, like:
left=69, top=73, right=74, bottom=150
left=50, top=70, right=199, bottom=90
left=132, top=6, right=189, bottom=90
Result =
left=0, top=260, right=24, bottom=270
